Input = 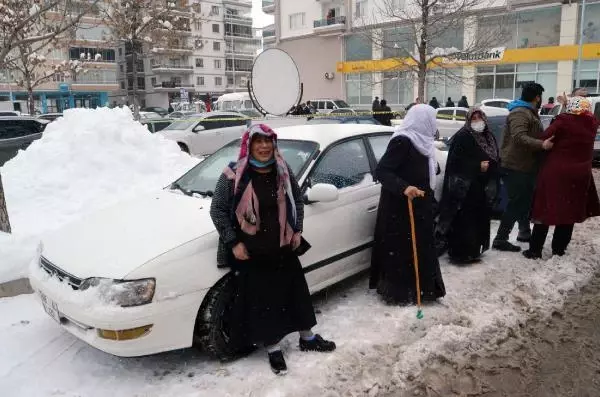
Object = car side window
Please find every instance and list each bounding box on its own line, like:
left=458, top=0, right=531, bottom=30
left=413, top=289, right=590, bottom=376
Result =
left=436, top=109, right=453, bottom=120
left=455, top=109, right=468, bottom=121
left=368, top=134, right=392, bottom=162
left=326, top=101, right=334, bottom=110
left=0, top=120, right=38, bottom=139
left=310, top=139, right=373, bottom=190
left=200, top=116, right=223, bottom=130
left=317, top=101, right=324, bottom=110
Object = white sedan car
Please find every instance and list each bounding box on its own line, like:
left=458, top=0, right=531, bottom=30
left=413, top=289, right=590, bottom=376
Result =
left=30, top=124, right=447, bottom=359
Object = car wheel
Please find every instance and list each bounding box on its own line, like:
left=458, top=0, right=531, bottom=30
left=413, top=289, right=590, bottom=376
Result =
left=178, top=142, right=190, bottom=153
left=194, top=273, right=255, bottom=361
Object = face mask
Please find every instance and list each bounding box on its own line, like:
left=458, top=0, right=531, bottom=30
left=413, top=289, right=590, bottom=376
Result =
left=471, top=121, right=485, bottom=132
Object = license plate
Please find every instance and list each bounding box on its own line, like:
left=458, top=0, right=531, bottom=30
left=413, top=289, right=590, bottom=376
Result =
left=39, top=291, right=61, bottom=323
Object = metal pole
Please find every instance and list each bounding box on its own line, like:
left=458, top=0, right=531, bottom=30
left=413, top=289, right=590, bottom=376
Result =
left=576, top=0, right=586, bottom=89
left=231, top=29, right=236, bottom=93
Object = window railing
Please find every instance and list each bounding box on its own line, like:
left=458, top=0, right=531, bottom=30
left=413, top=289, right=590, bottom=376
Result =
left=153, top=81, right=194, bottom=88
left=151, top=64, right=193, bottom=70
left=314, top=16, right=347, bottom=29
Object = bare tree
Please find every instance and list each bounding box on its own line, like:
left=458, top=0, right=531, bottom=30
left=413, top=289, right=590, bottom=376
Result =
left=0, top=0, right=101, bottom=68
left=5, top=44, right=97, bottom=114
left=100, top=0, right=195, bottom=119
left=357, top=0, right=512, bottom=101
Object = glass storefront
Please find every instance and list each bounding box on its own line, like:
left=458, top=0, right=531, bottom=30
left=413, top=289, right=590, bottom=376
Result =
left=346, top=73, right=372, bottom=105
left=581, top=2, right=600, bottom=44
left=426, top=68, right=463, bottom=104
left=382, top=27, right=414, bottom=59
left=383, top=71, right=413, bottom=105
left=574, top=60, right=600, bottom=93
left=475, top=63, right=558, bottom=102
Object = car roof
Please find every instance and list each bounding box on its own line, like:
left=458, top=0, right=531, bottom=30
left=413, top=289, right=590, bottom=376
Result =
left=482, top=99, right=511, bottom=103
left=437, top=107, right=469, bottom=111
left=0, top=116, right=48, bottom=123
left=273, top=123, right=394, bottom=147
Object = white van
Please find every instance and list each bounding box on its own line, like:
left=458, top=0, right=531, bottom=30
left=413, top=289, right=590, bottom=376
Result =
left=214, top=92, right=255, bottom=112
left=309, top=99, right=351, bottom=113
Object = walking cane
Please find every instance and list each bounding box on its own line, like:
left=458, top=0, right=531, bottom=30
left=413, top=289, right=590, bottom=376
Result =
left=407, top=197, right=424, bottom=319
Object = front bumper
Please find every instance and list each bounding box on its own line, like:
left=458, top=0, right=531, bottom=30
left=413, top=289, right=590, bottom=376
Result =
left=29, top=263, right=208, bottom=357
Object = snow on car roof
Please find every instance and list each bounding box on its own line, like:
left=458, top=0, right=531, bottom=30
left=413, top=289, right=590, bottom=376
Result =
left=273, top=123, right=395, bottom=148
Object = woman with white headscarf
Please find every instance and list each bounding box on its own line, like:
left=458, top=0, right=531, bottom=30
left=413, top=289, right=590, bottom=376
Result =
left=369, top=104, right=446, bottom=305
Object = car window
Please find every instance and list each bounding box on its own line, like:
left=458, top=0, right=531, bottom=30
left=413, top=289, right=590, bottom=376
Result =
left=436, top=109, right=454, bottom=120
left=368, top=134, right=392, bottom=162
left=334, top=100, right=350, bottom=108
left=594, top=103, right=600, bottom=122
left=487, top=101, right=508, bottom=109
left=201, top=115, right=225, bottom=130
left=455, top=109, right=468, bottom=121
left=326, top=101, right=334, bottom=110
left=154, top=121, right=172, bottom=132
left=0, top=120, right=41, bottom=139
left=310, top=139, right=373, bottom=190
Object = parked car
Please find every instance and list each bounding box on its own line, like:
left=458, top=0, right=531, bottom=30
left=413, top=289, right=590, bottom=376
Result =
left=434, top=107, right=469, bottom=139
left=307, top=115, right=381, bottom=125
left=0, top=111, right=22, bottom=117
left=168, top=110, right=197, bottom=120
left=159, top=111, right=249, bottom=155
left=141, top=107, right=169, bottom=117
left=29, top=124, right=447, bottom=359
left=138, top=111, right=163, bottom=121
left=38, top=113, right=63, bottom=122
left=142, top=118, right=175, bottom=134
left=478, top=99, right=511, bottom=117
left=0, top=117, right=49, bottom=166
left=309, top=99, right=351, bottom=113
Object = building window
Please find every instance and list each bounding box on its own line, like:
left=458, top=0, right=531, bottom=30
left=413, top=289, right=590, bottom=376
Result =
left=213, top=41, right=221, bottom=51
left=118, top=48, right=122, bottom=56
left=345, top=34, right=372, bottom=61
left=197, top=76, right=205, bottom=86
left=195, top=58, right=204, bottom=67
left=211, top=5, right=219, bottom=15
left=227, top=76, right=234, bottom=85
left=226, top=58, right=253, bottom=72
left=151, top=77, right=157, bottom=86
left=383, top=71, right=414, bottom=105
left=475, top=63, right=558, bottom=103
left=120, top=81, right=125, bottom=89
left=580, top=3, right=600, bottom=44
left=573, top=60, right=600, bottom=93
left=345, top=73, right=372, bottom=105
left=195, top=21, right=202, bottom=31
left=426, top=68, right=463, bottom=105
left=119, top=64, right=123, bottom=73
left=214, top=59, right=222, bottom=69
left=215, top=76, right=223, bottom=86
left=212, top=24, right=220, bottom=33
left=355, top=0, right=367, bottom=18
left=289, top=13, right=306, bottom=30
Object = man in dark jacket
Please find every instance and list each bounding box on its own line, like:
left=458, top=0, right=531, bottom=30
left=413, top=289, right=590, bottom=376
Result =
left=372, top=97, right=380, bottom=112
left=446, top=97, right=455, bottom=107
left=378, top=99, right=393, bottom=126
left=457, top=96, right=469, bottom=108
left=493, top=83, right=555, bottom=252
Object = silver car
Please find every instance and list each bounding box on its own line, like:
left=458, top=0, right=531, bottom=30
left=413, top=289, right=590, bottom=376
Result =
left=0, top=117, right=49, bottom=166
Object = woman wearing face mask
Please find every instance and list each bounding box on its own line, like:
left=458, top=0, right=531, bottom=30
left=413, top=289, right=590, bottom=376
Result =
left=210, top=124, right=336, bottom=375
left=435, top=109, right=501, bottom=263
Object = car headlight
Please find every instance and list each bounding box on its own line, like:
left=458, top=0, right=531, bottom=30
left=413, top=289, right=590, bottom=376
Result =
left=80, top=278, right=156, bottom=307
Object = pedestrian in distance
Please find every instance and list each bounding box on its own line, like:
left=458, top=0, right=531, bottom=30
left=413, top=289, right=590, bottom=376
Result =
left=372, top=96, right=381, bottom=112
left=523, top=96, right=600, bottom=259
left=370, top=104, right=446, bottom=305
left=210, top=124, right=336, bottom=376
left=435, top=109, right=501, bottom=263
left=492, top=83, right=555, bottom=252
left=458, top=96, right=469, bottom=108
left=378, top=99, right=393, bottom=126
left=540, top=97, right=555, bottom=115
left=446, top=97, right=455, bottom=107
left=429, top=97, right=440, bottom=109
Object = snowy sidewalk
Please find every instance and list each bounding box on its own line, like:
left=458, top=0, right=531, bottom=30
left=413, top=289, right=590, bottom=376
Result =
left=1, top=217, right=599, bottom=397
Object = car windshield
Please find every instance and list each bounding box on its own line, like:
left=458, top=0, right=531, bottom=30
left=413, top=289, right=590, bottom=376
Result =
left=334, top=100, right=349, bottom=108
left=172, top=139, right=319, bottom=194
left=307, top=119, right=342, bottom=124
left=163, top=119, right=197, bottom=130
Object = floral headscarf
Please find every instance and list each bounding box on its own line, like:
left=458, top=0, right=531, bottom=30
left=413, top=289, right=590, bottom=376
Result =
left=566, top=96, right=592, bottom=115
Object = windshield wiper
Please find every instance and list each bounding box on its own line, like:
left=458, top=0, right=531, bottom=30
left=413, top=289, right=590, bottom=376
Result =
left=189, top=190, right=214, bottom=198
left=170, top=182, right=191, bottom=196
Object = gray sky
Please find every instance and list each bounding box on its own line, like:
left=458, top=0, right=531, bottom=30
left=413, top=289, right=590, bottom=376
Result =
left=251, top=0, right=274, bottom=28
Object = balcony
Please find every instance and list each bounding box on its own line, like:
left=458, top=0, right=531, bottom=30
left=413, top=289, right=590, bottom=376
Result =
left=223, top=0, right=252, bottom=6
left=151, top=46, right=193, bottom=55
left=225, top=48, right=257, bottom=58
left=153, top=81, right=195, bottom=91
left=151, top=64, right=194, bottom=73
left=263, top=26, right=276, bottom=44
left=225, top=14, right=253, bottom=26
left=262, top=0, right=274, bottom=14
left=313, top=16, right=347, bottom=35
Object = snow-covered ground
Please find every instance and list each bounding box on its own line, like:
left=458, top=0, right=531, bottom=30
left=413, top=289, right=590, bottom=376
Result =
left=0, top=107, right=198, bottom=284
left=1, top=216, right=599, bottom=396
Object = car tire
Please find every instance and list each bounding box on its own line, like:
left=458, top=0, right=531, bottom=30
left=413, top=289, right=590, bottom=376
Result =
left=194, top=273, right=255, bottom=362
left=178, top=142, right=190, bottom=153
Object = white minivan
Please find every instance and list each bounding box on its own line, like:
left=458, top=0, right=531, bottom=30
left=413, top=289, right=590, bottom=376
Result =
left=310, top=99, right=351, bottom=113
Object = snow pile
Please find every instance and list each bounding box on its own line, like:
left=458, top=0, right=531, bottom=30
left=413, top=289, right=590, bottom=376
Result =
left=0, top=107, right=197, bottom=283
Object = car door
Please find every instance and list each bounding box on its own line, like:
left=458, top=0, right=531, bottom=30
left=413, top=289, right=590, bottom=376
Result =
left=188, top=116, right=222, bottom=155
left=300, top=136, right=382, bottom=292
left=436, top=109, right=455, bottom=139
left=219, top=116, right=247, bottom=148
left=453, top=108, right=468, bottom=136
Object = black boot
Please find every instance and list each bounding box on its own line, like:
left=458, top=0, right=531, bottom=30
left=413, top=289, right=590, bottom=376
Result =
left=299, top=334, right=336, bottom=352
left=522, top=250, right=542, bottom=259
left=268, top=350, right=287, bottom=375
left=493, top=240, right=522, bottom=252
left=517, top=230, right=531, bottom=243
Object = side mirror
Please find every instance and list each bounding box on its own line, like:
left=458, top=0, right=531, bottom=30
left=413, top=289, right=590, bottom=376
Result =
left=305, top=183, right=339, bottom=203
left=193, top=125, right=205, bottom=133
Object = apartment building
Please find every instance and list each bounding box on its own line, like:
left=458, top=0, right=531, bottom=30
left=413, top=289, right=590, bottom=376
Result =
left=0, top=8, right=118, bottom=113
left=117, top=0, right=260, bottom=109
left=263, top=0, right=600, bottom=108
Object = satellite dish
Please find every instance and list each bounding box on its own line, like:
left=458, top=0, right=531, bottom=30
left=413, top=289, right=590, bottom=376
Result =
left=248, top=48, right=302, bottom=116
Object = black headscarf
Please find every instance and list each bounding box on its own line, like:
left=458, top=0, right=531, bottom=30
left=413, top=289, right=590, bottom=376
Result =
left=464, top=109, right=499, bottom=161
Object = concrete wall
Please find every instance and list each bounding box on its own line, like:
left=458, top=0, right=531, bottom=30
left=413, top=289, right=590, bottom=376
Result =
left=278, top=35, right=344, bottom=100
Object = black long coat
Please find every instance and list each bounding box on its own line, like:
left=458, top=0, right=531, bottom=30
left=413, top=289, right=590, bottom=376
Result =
left=369, top=136, right=446, bottom=304
left=437, top=128, right=500, bottom=260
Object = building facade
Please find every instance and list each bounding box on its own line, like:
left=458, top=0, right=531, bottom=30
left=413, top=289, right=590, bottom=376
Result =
left=118, top=0, right=260, bottom=109
left=0, top=10, right=118, bottom=114
left=264, top=0, right=600, bottom=109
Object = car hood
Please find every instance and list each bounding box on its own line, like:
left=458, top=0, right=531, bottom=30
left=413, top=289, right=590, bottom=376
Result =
left=41, top=190, right=215, bottom=280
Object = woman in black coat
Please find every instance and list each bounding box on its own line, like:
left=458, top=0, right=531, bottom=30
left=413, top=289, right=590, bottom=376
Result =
left=435, top=109, right=500, bottom=263
left=370, top=104, right=446, bottom=305
left=210, top=124, right=335, bottom=375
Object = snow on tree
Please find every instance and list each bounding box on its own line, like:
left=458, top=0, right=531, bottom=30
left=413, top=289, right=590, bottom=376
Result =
left=356, top=0, right=513, bottom=102
left=100, top=0, right=197, bottom=120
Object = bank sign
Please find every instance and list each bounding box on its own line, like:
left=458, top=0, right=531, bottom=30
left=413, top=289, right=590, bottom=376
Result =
left=443, top=47, right=506, bottom=63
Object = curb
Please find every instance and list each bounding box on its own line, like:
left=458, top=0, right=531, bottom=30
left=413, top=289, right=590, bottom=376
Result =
left=0, top=278, right=33, bottom=298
